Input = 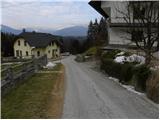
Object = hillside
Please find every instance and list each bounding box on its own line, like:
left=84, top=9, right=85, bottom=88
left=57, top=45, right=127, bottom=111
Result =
left=53, top=26, right=87, bottom=36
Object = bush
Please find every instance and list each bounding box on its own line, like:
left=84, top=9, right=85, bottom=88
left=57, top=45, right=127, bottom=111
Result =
left=100, top=58, right=134, bottom=83
left=133, top=65, right=151, bottom=92
left=123, top=51, right=131, bottom=56
left=84, top=47, right=97, bottom=56
left=146, top=70, right=159, bottom=103
left=75, top=54, right=85, bottom=62
left=101, top=49, right=121, bottom=60
left=120, top=63, right=134, bottom=83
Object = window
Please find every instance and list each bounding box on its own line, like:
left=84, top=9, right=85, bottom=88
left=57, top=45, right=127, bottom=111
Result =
left=133, top=4, right=145, bottom=19
left=48, top=50, right=50, bottom=53
left=132, top=30, right=143, bottom=42
left=18, top=40, right=20, bottom=46
left=52, top=49, right=55, bottom=57
left=20, top=51, right=22, bottom=57
left=37, top=51, right=40, bottom=56
left=24, top=41, right=27, bottom=46
left=26, top=51, right=28, bottom=56
left=16, top=50, right=19, bottom=57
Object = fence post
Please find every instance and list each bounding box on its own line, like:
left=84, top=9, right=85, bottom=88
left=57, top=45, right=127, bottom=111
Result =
left=7, top=67, right=14, bottom=86
left=33, top=57, right=38, bottom=72
left=44, top=55, right=48, bottom=65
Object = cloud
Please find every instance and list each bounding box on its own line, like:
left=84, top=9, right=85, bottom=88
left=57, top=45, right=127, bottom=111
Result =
left=1, top=0, right=89, bottom=3
left=1, top=0, right=102, bottom=30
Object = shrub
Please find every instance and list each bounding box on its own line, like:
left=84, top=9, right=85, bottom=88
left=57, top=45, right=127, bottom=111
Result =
left=75, top=54, right=85, bottom=62
left=146, top=70, right=159, bottom=103
left=101, top=49, right=121, bottom=60
left=123, top=51, right=131, bottom=56
left=133, top=65, right=151, bottom=92
left=100, top=58, right=134, bottom=83
left=120, top=63, right=134, bottom=84
left=84, top=47, right=97, bottom=56
left=101, top=59, right=121, bottom=78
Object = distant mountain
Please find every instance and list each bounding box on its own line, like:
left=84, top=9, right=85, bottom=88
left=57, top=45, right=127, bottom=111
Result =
left=1, top=25, right=88, bottom=37
left=53, top=26, right=88, bottom=36
left=1, top=25, right=21, bottom=34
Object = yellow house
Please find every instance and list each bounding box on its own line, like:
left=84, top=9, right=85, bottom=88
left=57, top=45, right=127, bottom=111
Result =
left=14, top=31, right=61, bottom=59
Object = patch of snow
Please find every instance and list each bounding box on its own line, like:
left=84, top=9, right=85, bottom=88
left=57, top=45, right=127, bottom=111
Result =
left=120, top=84, right=145, bottom=96
left=114, top=56, right=126, bottom=64
left=150, top=66, right=159, bottom=71
left=108, top=77, right=119, bottom=82
left=116, top=52, right=125, bottom=56
left=109, top=76, right=145, bottom=96
left=114, top=54, right=145, bottom=64
left=127, top=54, right=145, bottom=64
left=53, top=61, right=61, bottom=64
left=84, top=56, right=90, bottom=59
left=45, top=62, right=56, bottom=69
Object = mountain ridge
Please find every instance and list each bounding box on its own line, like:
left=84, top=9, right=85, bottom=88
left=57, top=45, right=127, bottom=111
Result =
left=1, top=25, right=88, bottom=36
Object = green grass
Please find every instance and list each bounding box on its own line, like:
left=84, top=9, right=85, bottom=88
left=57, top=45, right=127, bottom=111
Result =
left=84, top=47, right=97, bottom=56
left=1, top=64, right=63, bottom=119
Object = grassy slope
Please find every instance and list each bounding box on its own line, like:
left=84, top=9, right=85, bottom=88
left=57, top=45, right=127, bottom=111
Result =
left=2, top=63, right=64, bottom=119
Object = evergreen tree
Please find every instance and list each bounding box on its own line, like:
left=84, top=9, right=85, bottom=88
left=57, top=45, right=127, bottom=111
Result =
left=98, top=17, right=109, bottom=46
left=1, top=32, right=18, bottom=57
left=86, top=17, right=109, bottom=53
left=92, top=18, right=99, bottom=46
left=87, top=20, right=93, bottom=47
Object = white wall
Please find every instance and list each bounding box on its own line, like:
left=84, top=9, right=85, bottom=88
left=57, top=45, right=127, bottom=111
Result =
left=14, top=39, right=60, bottom=59
left=32, top=48, right=46, bottom=58
left=101, top=1, right=135, bottom=23
left=45, top=42, right=60, bottom=59
left=109, top=27, right=135, bottom=45
left=14, top=38, right=32, bottom=58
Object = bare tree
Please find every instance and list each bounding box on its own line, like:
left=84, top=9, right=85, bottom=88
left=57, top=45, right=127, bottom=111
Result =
left=115, top=1, right=159, bottom=64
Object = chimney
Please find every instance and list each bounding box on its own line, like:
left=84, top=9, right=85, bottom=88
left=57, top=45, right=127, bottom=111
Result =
left=22, top=28, right=26, bottom=33
left=32, top=31, right=36, bottom=33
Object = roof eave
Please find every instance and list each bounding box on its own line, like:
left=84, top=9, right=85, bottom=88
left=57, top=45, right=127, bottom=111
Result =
left=88, top=1, right=109, bottom=19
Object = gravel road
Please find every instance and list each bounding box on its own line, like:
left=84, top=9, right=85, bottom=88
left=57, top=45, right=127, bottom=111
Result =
left=61, top=56, right=159, bottom=119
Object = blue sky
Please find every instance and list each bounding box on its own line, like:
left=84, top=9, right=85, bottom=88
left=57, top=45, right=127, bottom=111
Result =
left=1, top=0, right=102, bottom=30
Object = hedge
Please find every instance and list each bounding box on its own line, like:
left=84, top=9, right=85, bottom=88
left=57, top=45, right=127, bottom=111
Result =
left=100, top=57, right=151, bottom=92
left=100, top=58, right=134, bottom=83
left=133, top=65, right=151, bottom=92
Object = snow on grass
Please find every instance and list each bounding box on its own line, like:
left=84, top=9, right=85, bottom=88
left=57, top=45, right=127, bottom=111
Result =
left=108, top=77, right=119, bottom=82
left=47, top=62, right=56, bottom=67
left=108, top=76, right=145, bottom=96
left=114, top=56, right=126, bottom=64
left=114, top=53, right=145, bottom=64
left=150, top=66, right=159, bottom=71
left=120, top=84, right=145, bottom=96
left=116, top=51, right=125, bottom=56
left=127, top=54, right=145, bottom=64
left=43, top=62, right=56, bottom=69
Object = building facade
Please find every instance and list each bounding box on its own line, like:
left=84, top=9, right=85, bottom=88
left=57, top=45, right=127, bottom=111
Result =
left=89, top=1, right=158, bottom=49
left=14, top=31, right=61, bottom=59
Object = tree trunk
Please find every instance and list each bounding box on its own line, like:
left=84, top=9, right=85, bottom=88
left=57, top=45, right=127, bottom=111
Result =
left=145, top=51, right=151, bottom=65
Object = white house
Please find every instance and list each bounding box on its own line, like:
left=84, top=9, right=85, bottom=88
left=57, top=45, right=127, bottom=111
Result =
left=14, top=30, right=61, bottom=59
left=89, top=1, right=158, bottom=50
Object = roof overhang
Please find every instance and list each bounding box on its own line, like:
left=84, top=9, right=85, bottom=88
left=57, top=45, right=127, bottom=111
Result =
left=110, top=23, right=159, bottom=28
left=88, top=1, right=109, bottom=19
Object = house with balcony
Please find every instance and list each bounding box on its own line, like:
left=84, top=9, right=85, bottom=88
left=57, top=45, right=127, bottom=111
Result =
left=89, top=1, right=158, bottom=51
left=14, top=30, right=61, bottom=59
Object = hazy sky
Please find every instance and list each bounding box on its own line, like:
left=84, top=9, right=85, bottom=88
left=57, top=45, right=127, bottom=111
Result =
left=1, top=0, right=102, bottom=30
